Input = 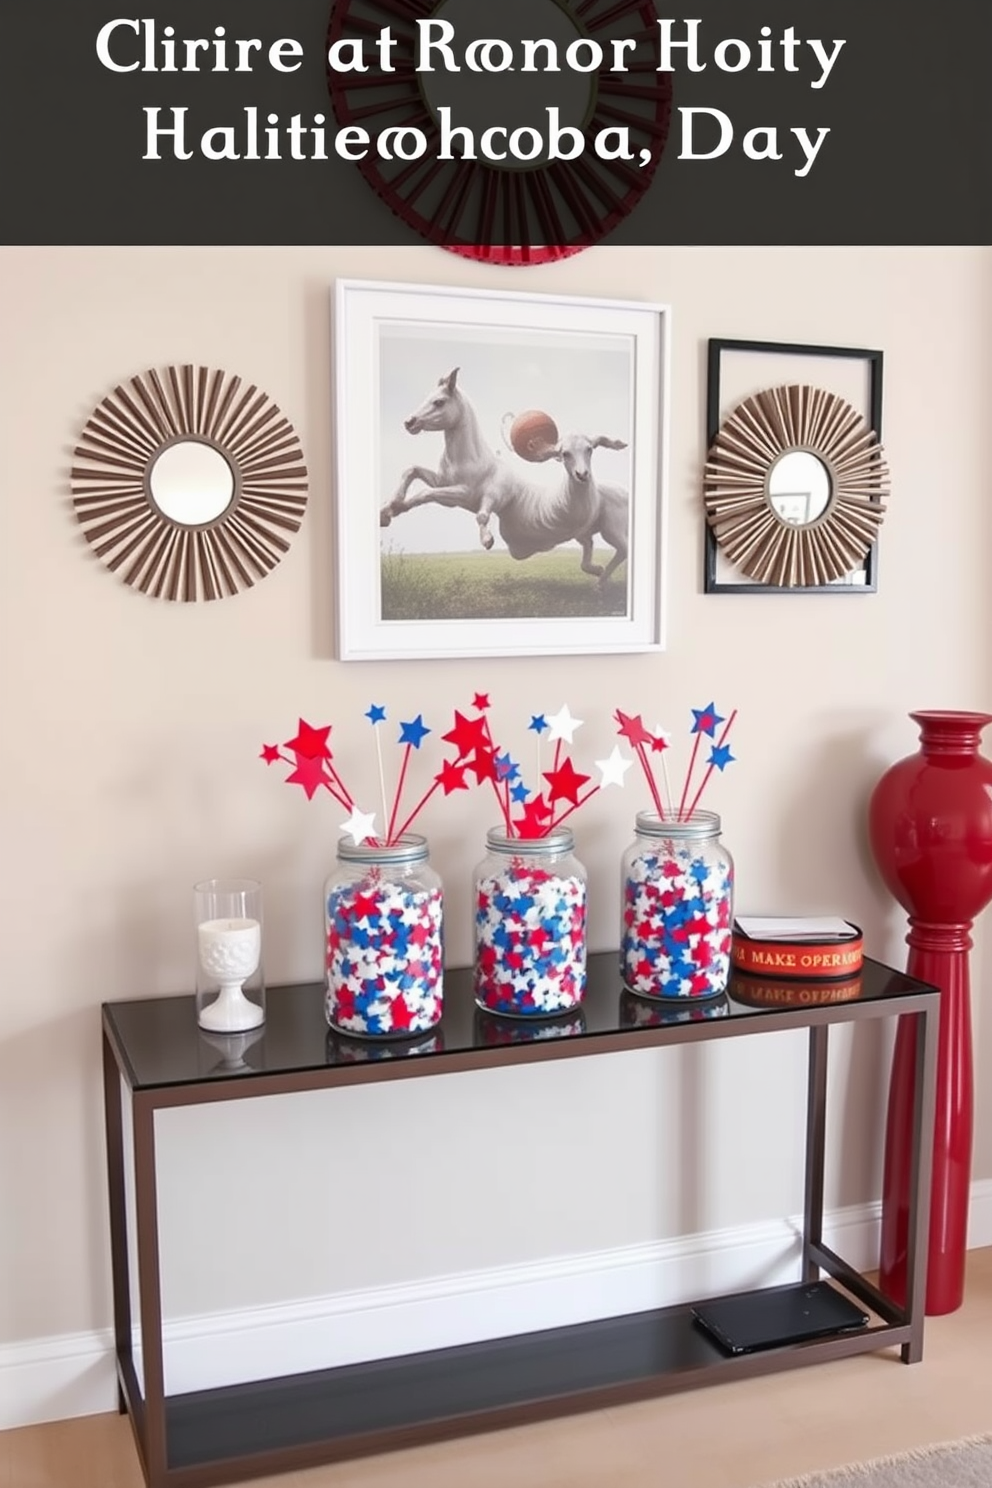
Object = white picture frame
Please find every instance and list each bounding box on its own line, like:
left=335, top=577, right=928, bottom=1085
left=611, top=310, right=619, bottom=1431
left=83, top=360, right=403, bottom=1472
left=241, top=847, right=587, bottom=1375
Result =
left=333, top=279, right=669, bottom=661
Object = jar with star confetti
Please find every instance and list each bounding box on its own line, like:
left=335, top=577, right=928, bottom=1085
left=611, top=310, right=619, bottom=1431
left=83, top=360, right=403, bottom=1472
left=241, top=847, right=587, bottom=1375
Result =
left=324, top=834, right=444, bottom=1038
left=620, top=810, right=734, bottom=1002
left=473, top=826, right=587, bottom=1018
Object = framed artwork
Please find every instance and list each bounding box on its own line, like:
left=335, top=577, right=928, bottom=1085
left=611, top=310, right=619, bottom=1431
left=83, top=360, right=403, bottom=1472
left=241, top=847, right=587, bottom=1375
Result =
left=333, top=279, right=669, bottom=661
left=704, top=338, right=885, bottom=595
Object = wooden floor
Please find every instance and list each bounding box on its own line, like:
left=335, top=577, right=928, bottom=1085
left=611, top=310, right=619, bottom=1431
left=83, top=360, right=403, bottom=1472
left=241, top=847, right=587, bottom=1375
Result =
left=3, top=1249, right=991, bottom=1488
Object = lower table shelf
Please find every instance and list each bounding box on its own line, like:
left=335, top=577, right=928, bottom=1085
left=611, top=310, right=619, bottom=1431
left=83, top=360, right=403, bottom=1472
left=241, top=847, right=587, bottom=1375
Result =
left=103, top=955, right=939, bottom=1488
left=165, top=1290, right=904, bottom=1478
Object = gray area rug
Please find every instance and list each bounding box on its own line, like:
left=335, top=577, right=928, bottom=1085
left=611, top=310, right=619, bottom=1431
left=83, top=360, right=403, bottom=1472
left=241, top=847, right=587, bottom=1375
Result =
left=761, top=1435, right=992, bottom=1487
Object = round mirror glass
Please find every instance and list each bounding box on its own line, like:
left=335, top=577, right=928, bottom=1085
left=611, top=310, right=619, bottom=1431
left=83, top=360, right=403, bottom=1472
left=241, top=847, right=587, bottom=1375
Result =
left=149, top=440, right=235, bottom=526
left=767, top=449, right=832, bottom=527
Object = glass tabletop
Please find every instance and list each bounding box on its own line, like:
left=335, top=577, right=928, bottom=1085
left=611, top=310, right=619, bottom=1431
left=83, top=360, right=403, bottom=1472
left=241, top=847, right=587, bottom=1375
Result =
left=103, top=952, right=937, bottom=1093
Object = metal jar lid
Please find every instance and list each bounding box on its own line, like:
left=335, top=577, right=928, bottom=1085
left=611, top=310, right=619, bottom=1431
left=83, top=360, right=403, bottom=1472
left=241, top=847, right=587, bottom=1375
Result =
left=336, top=832, right=429, bottom=865
left=485, top=825, right=575, bottom=856
left=634, top=809, right=721, bottom=840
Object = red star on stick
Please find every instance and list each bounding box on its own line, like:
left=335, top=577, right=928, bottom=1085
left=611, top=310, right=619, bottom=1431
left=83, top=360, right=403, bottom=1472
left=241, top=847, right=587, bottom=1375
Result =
left=472, top=692, right=491, bottom=710
left=435, top=759, right=469, bottom=795
left=285, top=719, right=332, bottom=760
left=650, top=732, right=670, bottom=754
left=515, top=795, right=553, bottom=834
left=469, top=745, right=498, bottom=783
left=285, top=755, right=330, bottom=800
left=260, top=744, right=281, bottom=763
left=442, top=710, right=489, bottom=757
left=614, top=710, right=654, bottom=749
left=543, top=757, right=591, bottom=807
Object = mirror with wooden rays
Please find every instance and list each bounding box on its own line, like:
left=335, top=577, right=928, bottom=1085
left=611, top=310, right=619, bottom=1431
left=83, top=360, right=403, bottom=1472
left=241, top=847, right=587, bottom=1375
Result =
left=703, top=384, right=889, bottom=588
left=71, top=366, right=308, bottom=601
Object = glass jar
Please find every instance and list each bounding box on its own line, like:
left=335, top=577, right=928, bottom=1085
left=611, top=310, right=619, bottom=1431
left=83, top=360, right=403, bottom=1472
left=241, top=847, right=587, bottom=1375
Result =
left=324, top=834, right=443, bottom=1038
left=473, top=826, right=587, bottom=1017
left=620, top=810, right=734, bottom=1001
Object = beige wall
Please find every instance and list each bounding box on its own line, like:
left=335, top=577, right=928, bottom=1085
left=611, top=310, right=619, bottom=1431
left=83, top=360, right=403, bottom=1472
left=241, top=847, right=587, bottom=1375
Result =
left=1, top=245, right=990, bottom=1348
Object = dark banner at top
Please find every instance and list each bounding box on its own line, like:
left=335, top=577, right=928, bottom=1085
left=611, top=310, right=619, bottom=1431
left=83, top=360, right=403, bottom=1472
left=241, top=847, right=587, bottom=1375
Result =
left=2, top=0, right=989, bottom=248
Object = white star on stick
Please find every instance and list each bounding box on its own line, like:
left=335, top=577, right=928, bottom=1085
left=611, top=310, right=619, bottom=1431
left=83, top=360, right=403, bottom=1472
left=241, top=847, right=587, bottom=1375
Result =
left=340, top=807, right=377, bottom=845
left=595, top=746, right=633, bottom=788
left=546, top=704, right=583, bottom=744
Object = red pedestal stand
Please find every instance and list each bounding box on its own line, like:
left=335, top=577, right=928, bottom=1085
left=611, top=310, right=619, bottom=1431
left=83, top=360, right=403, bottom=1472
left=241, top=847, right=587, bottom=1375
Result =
left=868, top=710, right=992, bottom=1314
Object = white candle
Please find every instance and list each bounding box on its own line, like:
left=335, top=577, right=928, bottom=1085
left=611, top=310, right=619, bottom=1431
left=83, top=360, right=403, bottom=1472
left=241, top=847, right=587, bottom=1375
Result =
left=197, top=917, right=261, bottom=985
left=197, top=917, right=264, bottom=1032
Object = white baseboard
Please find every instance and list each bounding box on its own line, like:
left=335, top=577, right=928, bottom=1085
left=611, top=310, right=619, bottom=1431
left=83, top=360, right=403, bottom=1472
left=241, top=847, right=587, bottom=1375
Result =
left=4, top=1181, right=991, bottom=1432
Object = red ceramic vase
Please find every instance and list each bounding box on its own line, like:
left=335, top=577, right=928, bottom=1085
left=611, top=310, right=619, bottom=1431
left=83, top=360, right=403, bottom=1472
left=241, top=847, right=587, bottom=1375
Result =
left=868, top=710, right=992, bottom=1314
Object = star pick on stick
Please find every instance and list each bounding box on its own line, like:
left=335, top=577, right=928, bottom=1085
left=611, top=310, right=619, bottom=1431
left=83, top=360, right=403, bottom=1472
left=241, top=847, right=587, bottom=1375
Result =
left=285, top=719, right=333, bottom=760
left=615, top=709, right=666, bottom=818
left=614, top=710, right=654, bottom=749
left=652, top=726, right=675, bottom=817
left=546, top=704, right=583, bottom=744
left=340, top=806, right=377, bottom=845
left=435, top=759, right=469, bottom=795
left=516, top=795, right=553, bottom=835
left=285, top=754, right=335, bottom=801
left=265, top=696, right=634, bottom=848
left=683, top=711, right=739, bottom=819
left=679, top=702, right=726, bottom=819
left=544, top=756, right=591, bottom=808
left=595, top=746, right=633, bottom=788
left=365, top=704, right=389, bottom=834
left=398, top=715, right=431, bottom=748
left=691, top=703, right=725, bottom=738
left=442, top=710, right=490, bottom=757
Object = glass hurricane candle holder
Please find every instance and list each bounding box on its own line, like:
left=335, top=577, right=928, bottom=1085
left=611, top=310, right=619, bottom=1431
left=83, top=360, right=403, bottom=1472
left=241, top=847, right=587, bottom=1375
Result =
left=194, top=878, right=266, bottom=1032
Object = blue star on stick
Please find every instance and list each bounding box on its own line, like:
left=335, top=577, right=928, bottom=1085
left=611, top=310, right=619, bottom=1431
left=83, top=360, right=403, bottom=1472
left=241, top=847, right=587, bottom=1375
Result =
left=365, top=703, right=386, bottom=725
left=691, top=702, right=725, bottom=737
left=708, top=744, right=736, bottom=771
left=398, top=715, right=431, bottom=748
left=528, top=714, right=548, bottom=734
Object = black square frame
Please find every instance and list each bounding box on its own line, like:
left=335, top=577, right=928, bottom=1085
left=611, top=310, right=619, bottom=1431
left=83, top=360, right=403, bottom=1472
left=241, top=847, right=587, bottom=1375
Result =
left=704, top=338, right=885, bottom=595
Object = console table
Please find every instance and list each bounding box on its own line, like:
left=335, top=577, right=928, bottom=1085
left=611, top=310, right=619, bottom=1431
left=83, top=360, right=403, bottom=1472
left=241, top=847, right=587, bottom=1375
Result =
left=102, top=953, right=939, bottom=1488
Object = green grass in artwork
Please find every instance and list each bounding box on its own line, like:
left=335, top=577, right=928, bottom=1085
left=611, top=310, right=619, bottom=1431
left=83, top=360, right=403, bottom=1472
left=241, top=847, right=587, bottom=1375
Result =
left=380, top=548, right=628, bottom=621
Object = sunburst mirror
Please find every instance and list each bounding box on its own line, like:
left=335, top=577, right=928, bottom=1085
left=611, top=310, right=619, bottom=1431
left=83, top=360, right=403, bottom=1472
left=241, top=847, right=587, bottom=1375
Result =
left=71, top=365, right=308, bottom=601
left=703, top=384, right=889, bottom=588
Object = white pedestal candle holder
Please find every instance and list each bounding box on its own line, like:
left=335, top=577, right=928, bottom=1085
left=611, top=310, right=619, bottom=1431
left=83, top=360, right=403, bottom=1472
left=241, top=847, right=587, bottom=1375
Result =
left=194, top=878, right=265, bottom=1031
